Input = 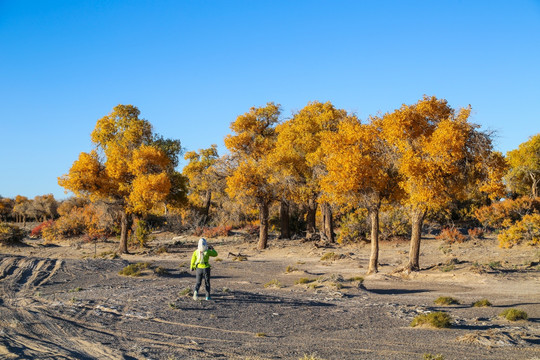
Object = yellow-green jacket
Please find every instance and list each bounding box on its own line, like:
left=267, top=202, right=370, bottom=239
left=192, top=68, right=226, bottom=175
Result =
left=190, top=248, right=218, bottom=270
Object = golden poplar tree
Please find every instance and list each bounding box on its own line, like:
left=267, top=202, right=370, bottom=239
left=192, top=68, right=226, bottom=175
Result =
left=183, top=144, right=220, bottom=225
left=321, top=116, right=402, bottom=273
left=270, top=101, right=347, bottom=241
left=505, top=133, right=540, bottom=198
left=381, top=96, right=506, bottom=271
left=58, top=105, right=175, bottom=253
left=225, top=102, right=281, bottom=250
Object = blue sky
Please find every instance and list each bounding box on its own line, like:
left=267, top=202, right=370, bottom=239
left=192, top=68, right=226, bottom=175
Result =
left=1, top=0, right=539, bottom=200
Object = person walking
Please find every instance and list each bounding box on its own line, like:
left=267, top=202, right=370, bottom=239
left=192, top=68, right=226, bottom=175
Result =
left=190, top=238, right=218, bottom=300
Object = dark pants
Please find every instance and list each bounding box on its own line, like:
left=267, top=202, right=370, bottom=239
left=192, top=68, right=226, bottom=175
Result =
left=195, top=267, right=211, bottom=295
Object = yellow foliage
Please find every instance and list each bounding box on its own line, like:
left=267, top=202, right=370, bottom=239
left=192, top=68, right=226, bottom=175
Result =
left=59, top=105, right=173, bottom=216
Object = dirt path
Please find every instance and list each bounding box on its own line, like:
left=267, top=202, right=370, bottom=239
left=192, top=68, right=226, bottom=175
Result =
left=0, top=235, right=539, bottom=359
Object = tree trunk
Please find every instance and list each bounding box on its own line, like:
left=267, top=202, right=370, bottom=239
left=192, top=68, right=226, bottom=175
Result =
left=201, top=190, right=212, bottom=225
left=407, top=207, right=426, bottom=271
left=258, top=201, right=269, bottom=250
left=306, top=198, right=318, bottom=239
left=118, top=210, right=132, bottom=254
left=280, top=199, right=290, bottom=239
left=531, top=173, right=538, bottom=198
left=367, top=207, right=380, bottom=274
left=321, top=202, right=335, bottom=243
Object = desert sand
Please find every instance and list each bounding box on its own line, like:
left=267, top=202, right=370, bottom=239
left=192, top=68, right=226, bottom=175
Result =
left=1, top=231, right=539, bottom=360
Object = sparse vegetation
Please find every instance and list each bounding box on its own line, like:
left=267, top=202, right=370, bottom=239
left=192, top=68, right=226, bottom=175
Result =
left=178, top=288, right=192, bottom=297
left=499, top=308, right=528, bottom=321
left=436, top=227, right=467, bottom=244
left=295, top=277, right=316, bottom=285
left=264, top=279, right=283, bottom=288
left=320, top=252, right=344, bottom=261
left=423, top=354, right=445, bottom=360
left=69, top=287, right=83, bottom=293
left=285, top=265, right=298, bottom=273
left=255, top=332, right=267, bottom=337
left=434, top=296, right=459, bottom=305
left=119, top=262, right=151, bottom=277
left=0, top=223, right=25, bottom=245
left=347, top=276, right=364, bottom=283
left=472, top=299, right=492, bottom=307
left=154, top=266, right=169, bottom=276
left=411, top=312, right=452, bottom=328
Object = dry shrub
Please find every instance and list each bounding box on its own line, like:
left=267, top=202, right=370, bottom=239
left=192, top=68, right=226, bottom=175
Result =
left=498, top=213, right=540, bottom=248
left=0, top=223, right=25, bottom=245
left=474, top=197, right=540, bottom=230
left=436, top=228, right=467, bottom=244
left=434, top=296, right=460, bottom=305
left=337, top=209, right=369, bottom=243
left=472, top=299, right=492, bottom=307
left=467, top=227, right=484, bottom=239
left=30, top=220, right=54, bottom=238
left=411, top=312, right=452, bottom=328
left=499, top=308, right=528, bottom=321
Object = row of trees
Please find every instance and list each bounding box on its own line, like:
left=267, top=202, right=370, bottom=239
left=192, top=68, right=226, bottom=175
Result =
left=3, top=99, right=538, bottom=272
left=0, top=194, right=58, bottom=224
left=221, top=96, right=508, bottom=272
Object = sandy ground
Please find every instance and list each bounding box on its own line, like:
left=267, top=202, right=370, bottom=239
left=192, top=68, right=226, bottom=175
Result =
left=0, top=231, right=539, bottom=360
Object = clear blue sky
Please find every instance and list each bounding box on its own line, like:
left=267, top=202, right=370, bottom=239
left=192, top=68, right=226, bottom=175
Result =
left=1, top=0, right=539, bottom=200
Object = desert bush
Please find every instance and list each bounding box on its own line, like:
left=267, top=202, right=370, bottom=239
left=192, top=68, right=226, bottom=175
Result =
left=434, top=296, right=460, bottom=305
left=154, top=266, right=169, bottom=276
left=196, top=225, right=232, bottom=238
left=474, top=197, right=540, bottom=230
left=499, top=308, right=528, bottom=321
left=436, top=228, right=467, bottom=244
left=30, top=220, right=54, bottom=238
left=119, top=262, right=151, bottom=277
left=410, top=312, right=452, bottom=328
left=295, top=277, right=316, bottom=285
left=423, top=354, right=445, bottom=360
left=285, top=265, right=298, bottom=273
left=132, top=219, right=150, bottom=247
left=347, top=276, right=364, bottom=283
left=178, top=288, right=192, bottom=297
left=467, top=227, right=484, bottom=239
left=320, top=252, right=345, bottom=261
left=337, top=209, right=369, bottom=243
left=264, top=279, right=283, bottom=288
left=0, top=223, right=25, bottom=245
left=498, top=213, right=540, bottom=248
left=472, top=299, right=492, bottom=307
left=379, top=206, right=411, bottom=240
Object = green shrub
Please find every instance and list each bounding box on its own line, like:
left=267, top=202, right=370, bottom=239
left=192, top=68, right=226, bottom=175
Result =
left=411, top=312, right=452, bottom=328
left=472, top=299, right=492, bottom=307
left=434, top=296, right=459, bottom=305
left=133, top=219, right=150, bottom=248
left=0, top=223, right=25, bottom=245
left=119, top=262, right=151, bottom=277
left=347, top=276, right=364, bottom=283
left=499, top=308, right=528, bottom=321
